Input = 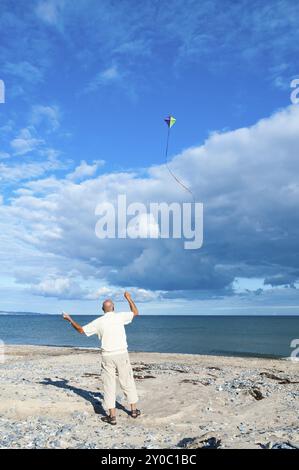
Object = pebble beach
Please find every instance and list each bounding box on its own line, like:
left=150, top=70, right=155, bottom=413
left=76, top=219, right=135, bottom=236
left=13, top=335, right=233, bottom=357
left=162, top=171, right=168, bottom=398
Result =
left=0, top=345, right=298, bottom=449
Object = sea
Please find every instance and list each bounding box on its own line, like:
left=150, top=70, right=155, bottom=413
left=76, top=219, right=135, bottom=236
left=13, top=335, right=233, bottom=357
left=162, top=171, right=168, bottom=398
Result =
left=1, top=314, right=299, bottom=359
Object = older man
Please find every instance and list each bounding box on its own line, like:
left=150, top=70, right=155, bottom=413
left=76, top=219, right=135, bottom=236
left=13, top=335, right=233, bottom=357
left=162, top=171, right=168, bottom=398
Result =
left=63, top=291, right=140, bottom=425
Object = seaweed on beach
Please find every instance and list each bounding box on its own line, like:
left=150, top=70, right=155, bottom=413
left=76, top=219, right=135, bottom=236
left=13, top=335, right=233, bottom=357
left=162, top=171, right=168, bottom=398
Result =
left=249, top=388, right=264, bottom=401
left=260, top=372, right=299, bottom=384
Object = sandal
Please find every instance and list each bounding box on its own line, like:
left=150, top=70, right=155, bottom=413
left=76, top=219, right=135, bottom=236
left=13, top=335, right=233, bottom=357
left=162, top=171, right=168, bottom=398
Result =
left=101, top=415, right=117, bottom=426
left=131, top=409, right=141, bottom=419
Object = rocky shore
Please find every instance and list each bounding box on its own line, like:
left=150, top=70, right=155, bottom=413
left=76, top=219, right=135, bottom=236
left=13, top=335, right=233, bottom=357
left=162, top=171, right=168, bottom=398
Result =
left=0, top=345, right=298, bottom=449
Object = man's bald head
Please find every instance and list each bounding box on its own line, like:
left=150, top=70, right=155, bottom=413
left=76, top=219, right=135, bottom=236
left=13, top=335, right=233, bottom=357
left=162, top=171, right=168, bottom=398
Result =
left=102, top=299, right=114, bottom=313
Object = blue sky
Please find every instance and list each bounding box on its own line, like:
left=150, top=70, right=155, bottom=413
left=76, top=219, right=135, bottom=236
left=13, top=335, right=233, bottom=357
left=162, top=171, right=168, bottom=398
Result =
left=0, top=0, right=299, bottom=315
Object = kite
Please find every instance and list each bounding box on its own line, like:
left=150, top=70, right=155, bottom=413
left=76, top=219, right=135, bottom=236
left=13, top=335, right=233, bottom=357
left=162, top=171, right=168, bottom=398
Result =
left=164, top=115, right=195, bottom=202
left=164, top=115, right=176, bottom=129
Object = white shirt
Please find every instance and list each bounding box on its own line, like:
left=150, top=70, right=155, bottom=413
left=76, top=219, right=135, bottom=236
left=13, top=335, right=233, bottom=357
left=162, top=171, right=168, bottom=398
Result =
left=82, top=311, right=134, bottom=356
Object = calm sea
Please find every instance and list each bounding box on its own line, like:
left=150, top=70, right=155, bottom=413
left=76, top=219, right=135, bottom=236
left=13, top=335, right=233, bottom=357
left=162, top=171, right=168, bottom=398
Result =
left=0, top=315, right=298, bottom=359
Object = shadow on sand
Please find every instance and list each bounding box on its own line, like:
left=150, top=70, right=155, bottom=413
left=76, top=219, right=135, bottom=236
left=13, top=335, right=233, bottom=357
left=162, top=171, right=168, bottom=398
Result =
left=40, top=378, right=130, bottom=417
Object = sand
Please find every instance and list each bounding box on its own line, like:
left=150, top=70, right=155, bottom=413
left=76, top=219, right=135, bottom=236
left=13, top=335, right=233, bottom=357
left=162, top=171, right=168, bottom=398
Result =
left=0, top=344, right=298, bottom=449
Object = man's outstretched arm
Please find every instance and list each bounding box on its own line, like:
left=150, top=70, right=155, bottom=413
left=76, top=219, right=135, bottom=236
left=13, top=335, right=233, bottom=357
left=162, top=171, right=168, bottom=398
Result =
left=124, top=291, right=139, bottom=316
left=62, top=312, right=84, bottom=334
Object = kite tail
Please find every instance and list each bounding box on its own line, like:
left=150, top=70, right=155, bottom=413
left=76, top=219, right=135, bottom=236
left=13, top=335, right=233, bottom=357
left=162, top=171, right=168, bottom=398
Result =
left=165, top=127, right=195, bottom=203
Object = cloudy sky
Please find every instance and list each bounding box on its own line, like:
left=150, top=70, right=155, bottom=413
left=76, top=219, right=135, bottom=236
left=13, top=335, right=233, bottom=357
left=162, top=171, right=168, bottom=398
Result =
left=0, top=0, right=299, bottom=315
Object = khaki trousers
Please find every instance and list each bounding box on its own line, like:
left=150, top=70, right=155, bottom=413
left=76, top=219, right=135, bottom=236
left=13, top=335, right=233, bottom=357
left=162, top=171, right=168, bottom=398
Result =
left=101, top=352, right=138, bottom=409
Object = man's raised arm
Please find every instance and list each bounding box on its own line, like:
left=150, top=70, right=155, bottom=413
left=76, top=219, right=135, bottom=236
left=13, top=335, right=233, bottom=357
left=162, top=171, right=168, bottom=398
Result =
left=124, top=292, right=139, bottom=316
left=62, top=312, right=85, bottom=334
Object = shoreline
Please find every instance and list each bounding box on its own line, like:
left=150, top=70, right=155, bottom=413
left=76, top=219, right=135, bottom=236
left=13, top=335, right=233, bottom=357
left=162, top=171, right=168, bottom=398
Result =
left=1, top=345, right=298, bottom=449
left=1, top=313, right=299, bottom=316
left=2, top=343, right=289, bottom=361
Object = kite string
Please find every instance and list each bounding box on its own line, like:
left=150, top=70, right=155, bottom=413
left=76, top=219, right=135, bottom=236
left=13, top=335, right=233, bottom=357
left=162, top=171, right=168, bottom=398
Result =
left=165, top=127, right=195, bottom=203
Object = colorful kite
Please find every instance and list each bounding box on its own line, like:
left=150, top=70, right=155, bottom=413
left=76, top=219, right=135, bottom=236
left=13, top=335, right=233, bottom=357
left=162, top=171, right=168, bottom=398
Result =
left=164, top=115, right=176, bottom=128
left=164, top=115, right=195, bottom=202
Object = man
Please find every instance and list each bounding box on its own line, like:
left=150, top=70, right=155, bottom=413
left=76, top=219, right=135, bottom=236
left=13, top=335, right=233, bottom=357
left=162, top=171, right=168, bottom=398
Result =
left=62, top=291, right=140, bottom=426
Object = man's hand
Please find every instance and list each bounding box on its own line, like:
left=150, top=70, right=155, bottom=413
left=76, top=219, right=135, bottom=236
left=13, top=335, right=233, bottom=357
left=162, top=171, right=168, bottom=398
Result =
left=124, top=291, right=131, bottom=301
left=62, top=312, right=84, bottom=334
left=124, top=291, right=138, bottom=316
left=62, top=312, right=71, bottom=322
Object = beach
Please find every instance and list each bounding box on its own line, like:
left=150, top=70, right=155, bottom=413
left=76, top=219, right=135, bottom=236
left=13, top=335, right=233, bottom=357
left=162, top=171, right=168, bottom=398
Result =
left=0, top=345, right=298, bottom=449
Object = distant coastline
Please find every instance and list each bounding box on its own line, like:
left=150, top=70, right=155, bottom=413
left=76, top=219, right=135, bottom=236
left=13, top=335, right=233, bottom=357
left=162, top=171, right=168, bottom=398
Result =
left=0, top=311, right=299, bottom=317
left=0, top=311, right=46, bottom=316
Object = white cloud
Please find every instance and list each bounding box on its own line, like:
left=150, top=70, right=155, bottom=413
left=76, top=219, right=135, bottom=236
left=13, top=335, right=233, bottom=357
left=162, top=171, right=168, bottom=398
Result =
left=0, top=160, right=59, bottom=183
left=86, top=66, right=122, bottom=92
left=3, top=61, right=43, bottom=84
left=85, top=286, right=162, bottom=302
left=30, top=277, right=86, bottom=300
left=0, top=152, right=10, bottom=160
left=1, top=104, right=299, bottom=303
left=67, top=160, right=105, bottom=181
left=10, top=128, right=43, bottom=156
left=85, top=286, right=114, bottom=300
left=32, top=0, right=299, bottom=87
left=31, top=105, right=60, bottom=131
left=0, top=121, right=14, bottom=135
left=100, top=66, right=119, bottom=82
left=2, top=105, right=64, bottom=182
left=27, top=276, right=162, bottom=302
